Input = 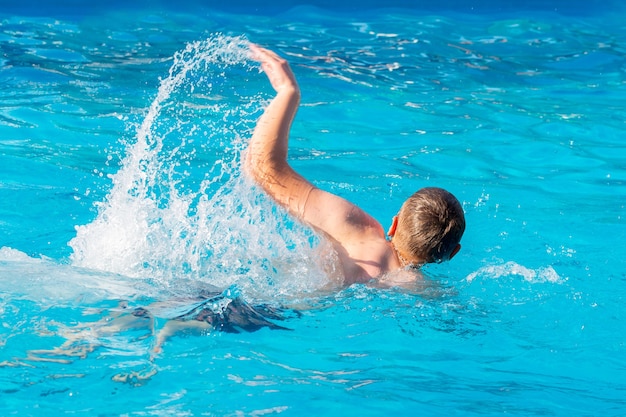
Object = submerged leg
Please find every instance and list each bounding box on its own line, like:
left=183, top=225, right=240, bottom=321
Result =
left=27, top=303, right=155, bottom=363
left=153, top=319, right=213, bottom=355
left=151, top=295, right=295, bottom=353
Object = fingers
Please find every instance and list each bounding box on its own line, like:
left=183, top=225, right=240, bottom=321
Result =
left=249, top=43, right=300, bottom=94
left=248, top=43, right=263, bottom=61
left=249, top=43, right=285, bottom=64
left=249, top=43, right=271, bottom=62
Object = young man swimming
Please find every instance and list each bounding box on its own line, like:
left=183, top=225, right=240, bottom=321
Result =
left=247, top=45, right=465, bottom=286
left=26, top=47, right=466, bottom=364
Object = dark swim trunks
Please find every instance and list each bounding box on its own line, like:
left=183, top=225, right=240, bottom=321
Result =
left=170, top=289, right=296, bottom=333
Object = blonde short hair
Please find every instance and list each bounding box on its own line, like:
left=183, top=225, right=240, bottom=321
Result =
left=394, top=187, right=465, bottom=263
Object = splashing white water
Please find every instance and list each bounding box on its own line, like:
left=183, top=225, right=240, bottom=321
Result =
left=465, top=261, right=563, bottom=284
left=69, top=35, right=332, bottom=299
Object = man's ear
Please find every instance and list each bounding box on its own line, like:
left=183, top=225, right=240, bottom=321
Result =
left=387, top=216, right=398, bottom=237
left=449, top=244, right=461, bottom=260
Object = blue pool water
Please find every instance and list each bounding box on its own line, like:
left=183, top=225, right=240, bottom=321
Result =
left=1, top=1, right=625, bottom=415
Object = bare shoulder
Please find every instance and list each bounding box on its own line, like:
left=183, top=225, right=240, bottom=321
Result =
left=299, top=187, right=396, bottom=282
left=302, top=187, right=385, bottom=242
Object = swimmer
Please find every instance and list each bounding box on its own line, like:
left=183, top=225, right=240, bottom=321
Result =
left=247, top=45, right=466, bottom=286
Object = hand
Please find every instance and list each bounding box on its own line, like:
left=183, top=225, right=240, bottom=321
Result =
left=250, top=44, right=300, bottom=95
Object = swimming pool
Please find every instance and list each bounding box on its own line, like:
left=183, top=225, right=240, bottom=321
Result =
left=1, top=0, right=625, bottom=415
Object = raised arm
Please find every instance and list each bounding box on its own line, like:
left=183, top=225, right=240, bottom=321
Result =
left=245, top=45, right=314, bottom=218
left=246, top=46, right=390, bottom=279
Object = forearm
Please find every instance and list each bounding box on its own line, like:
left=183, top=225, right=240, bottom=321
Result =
left=246, top=45, right=315, bottom=217
left=246, top=88, right=300, bottom=168
left=245, top=88, right=315, bottom=217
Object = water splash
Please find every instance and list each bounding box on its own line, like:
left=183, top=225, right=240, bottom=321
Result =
left=466, top=261, right=563, bottom=284
left=69, top=35, right=331, bottom=299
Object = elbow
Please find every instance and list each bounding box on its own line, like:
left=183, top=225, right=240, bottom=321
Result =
left=243, top=150, right=279, bottom=189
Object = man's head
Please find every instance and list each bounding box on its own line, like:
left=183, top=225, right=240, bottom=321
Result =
left=389, top=187, right=465, bottom=265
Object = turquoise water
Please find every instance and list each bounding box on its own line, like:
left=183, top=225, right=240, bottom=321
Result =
left=1, top=3, right=625, bottom=416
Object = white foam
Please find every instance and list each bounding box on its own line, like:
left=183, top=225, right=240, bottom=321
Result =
left=0, top=246, right=42, bottom=262
left=466, top=261, right=563, bottom=284
left=0, top=247, right=146, bottom=302
left=68, top=35, right=332, bottom=299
